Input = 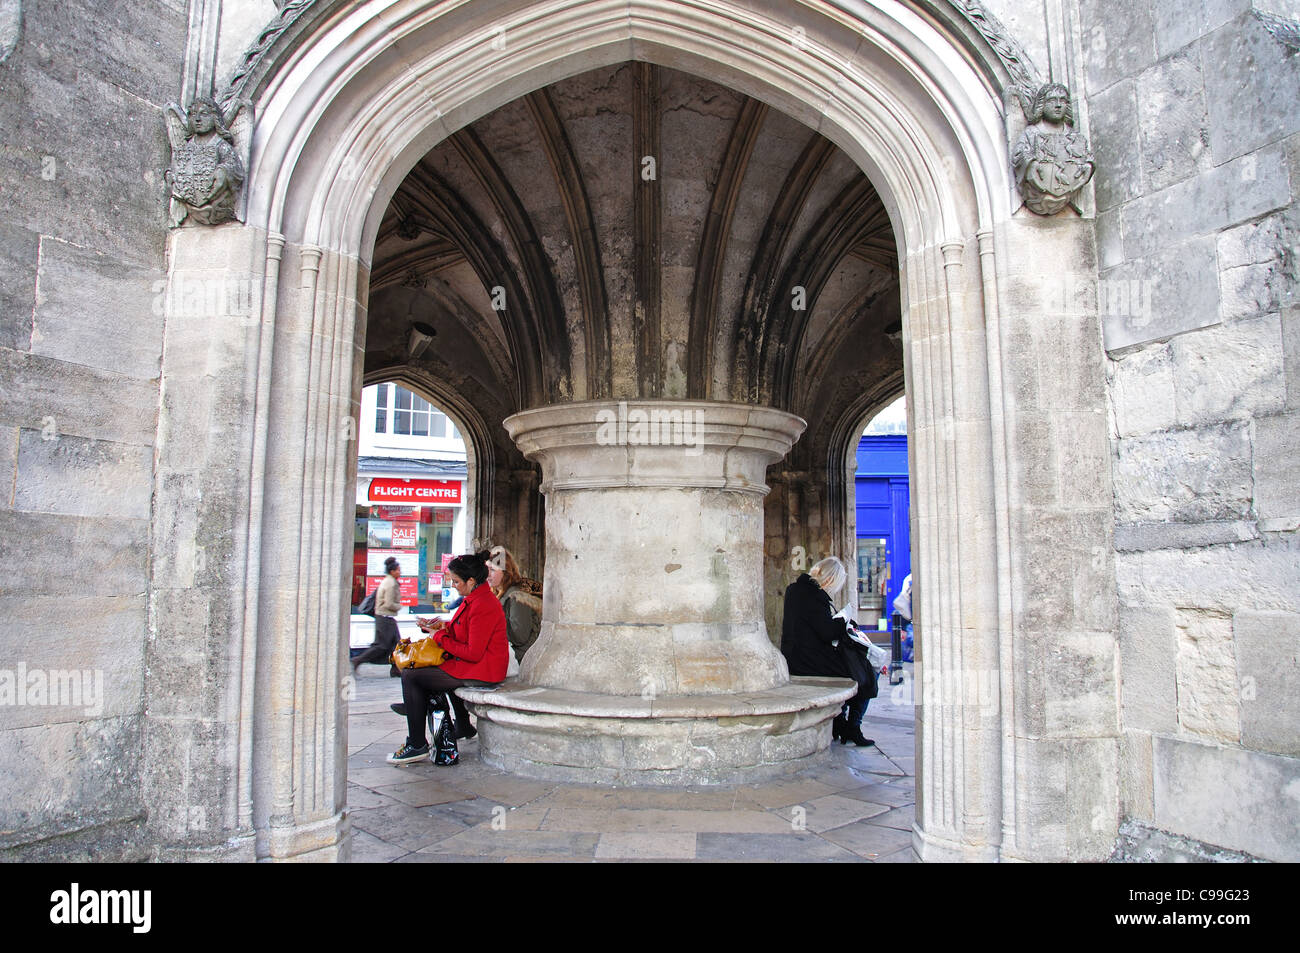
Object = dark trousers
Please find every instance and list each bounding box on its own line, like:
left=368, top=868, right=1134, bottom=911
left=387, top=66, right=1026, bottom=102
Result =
left=827, top=642, right=878, bottom=729
left=353, top=615, right=399, bottom=667
left=844, top=672, right=877, bottom=728
left=400, top=666, right=472, bottom=747
left=787, top=647, right=877, bottom=729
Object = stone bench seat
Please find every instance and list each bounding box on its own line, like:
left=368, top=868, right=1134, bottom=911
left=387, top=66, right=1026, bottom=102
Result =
left=455, top=677, right=855, bottom=719
left=455, top=676, right=857, bottom=786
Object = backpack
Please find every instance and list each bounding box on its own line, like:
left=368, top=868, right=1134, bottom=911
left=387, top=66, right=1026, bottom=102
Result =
left=357, top=590, right=377, bottom=616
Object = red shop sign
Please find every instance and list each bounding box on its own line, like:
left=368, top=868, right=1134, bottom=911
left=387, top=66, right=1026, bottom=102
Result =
left=368, top=478, right=462, bottom=504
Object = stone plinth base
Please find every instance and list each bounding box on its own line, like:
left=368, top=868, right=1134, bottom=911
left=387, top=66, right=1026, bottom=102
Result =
left=458, top=677, right=857, bottom=785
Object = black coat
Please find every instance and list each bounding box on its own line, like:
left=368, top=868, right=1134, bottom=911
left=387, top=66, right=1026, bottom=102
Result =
left=780, top=573, right=851, bottom=678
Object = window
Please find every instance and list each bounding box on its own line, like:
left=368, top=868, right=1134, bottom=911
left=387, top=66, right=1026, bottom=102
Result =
left=857, top=536, right=889, bottom=620
left=370, top=384, right=459, bottom=443
left=375, top=384, right=388, bottom=434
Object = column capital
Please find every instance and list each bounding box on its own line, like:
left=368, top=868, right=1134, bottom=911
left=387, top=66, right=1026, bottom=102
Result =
left=503, top=399, right=806, bottom=495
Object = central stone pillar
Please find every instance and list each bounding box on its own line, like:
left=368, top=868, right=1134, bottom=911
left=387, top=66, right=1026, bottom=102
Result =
left=459, top=400, right=856, bottom=784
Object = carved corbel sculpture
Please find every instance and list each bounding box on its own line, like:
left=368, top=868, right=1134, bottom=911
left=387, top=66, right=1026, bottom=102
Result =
left=1013, top=83, right=1095, bottom=215
left=163, top=96, right=253, bottom=227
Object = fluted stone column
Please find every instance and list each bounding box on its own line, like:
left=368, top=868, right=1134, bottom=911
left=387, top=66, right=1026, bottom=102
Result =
left=459, top=399, right=856, bottom=784
left=512, top=400, right=800, bottom=696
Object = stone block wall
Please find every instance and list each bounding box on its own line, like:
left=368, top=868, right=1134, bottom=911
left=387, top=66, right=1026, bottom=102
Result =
left=0, top=0, right=187, bottom=858
left=1080, top=0, right=1300, bottom=861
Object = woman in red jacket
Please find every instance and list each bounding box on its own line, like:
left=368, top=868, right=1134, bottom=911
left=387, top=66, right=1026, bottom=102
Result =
left=387, top=551, right=509, bottom=765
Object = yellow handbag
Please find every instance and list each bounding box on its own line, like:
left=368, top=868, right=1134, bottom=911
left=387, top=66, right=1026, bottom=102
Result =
left=391, top=635, right=448, bottom=670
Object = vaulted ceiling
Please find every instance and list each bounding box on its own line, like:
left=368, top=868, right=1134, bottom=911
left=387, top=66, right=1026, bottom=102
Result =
left=362, top=62, right=903, bottom=471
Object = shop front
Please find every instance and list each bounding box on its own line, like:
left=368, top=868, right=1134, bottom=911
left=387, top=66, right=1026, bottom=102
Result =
left=854, top=433, right=911, bottom=631
left=353, top=468, right=467, bottom=611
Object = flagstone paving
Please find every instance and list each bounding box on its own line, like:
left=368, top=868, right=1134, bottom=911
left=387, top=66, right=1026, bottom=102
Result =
left=346, top=663, right=918, bottom=863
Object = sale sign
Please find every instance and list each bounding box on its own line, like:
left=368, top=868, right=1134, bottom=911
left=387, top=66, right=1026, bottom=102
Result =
left=428, top=572, right=442, bottom=591
left=368, top=478, right=462, bottom=504
left=390, top=522, right=418, bottom=547
left=440, top=553, right=453, bottom=571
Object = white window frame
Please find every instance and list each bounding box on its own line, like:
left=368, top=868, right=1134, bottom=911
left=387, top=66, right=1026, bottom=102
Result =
left=362, top=383, right=466, bottom=457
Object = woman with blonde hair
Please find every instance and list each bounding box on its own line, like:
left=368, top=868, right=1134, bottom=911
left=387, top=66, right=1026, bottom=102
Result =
left=487, top=546, right=544, bottom=663
left=780, top=556, right=878, bottom=747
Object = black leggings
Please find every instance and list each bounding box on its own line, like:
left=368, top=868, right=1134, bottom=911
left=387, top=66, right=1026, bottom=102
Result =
left=400, top=667, right=472, bottom=747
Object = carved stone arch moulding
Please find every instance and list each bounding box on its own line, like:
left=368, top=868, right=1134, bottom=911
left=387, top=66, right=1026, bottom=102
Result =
left=203, top=0, right=1091, bottom=220
left=218, top=0, right=1045, bottom=115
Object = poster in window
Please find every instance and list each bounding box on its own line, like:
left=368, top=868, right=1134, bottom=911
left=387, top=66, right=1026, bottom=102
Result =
left=366, top=548, right=420, bottom=576
left=366, top=520, right=393, bottom=547
left=371, top=504, right=419, bottom=521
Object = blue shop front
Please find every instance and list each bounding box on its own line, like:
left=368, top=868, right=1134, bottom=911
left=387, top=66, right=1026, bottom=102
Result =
left=854, top=433, right=911, bottom=631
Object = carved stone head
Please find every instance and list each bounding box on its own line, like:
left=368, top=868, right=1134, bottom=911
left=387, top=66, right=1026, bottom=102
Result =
left=186, top=97, right=235, bottom=143
left=1027, top=82, right=1073, bottom=126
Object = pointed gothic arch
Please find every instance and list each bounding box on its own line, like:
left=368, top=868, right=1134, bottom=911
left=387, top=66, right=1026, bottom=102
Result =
left=151, top=0, right=1115, bottom=862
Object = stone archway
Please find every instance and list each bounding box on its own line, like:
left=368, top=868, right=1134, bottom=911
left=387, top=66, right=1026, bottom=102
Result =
left=148, top=0, right=1117, bottom=862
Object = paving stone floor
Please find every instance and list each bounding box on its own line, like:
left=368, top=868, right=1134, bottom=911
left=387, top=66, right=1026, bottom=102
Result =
left=346, top=663, right=918, bottom=863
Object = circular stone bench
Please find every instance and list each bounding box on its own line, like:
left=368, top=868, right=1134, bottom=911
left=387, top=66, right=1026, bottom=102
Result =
left=456, top=676, right=857, bottom=786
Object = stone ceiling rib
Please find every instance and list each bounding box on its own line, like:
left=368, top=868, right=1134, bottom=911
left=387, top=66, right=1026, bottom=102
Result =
left=525, top=87, right=613, bottom=400
left=369, top=240, right=462, bottom=288
left=731, top=134, right=836, bottom=403
left=448, top=125, right=571, bottom=391
left=796, top=279, right=899, bottom=416
left=403, top=163, right=545, bottom=409
left=632, top=61, right=662, bottom=398
left=765, top=177, right=890, bottom=409
left=688, top=96, right=768, bottom=400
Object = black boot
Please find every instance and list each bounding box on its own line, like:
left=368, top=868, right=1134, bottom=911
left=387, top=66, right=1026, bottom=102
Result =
left=842, top=697, right=872, bottom=746
left=841, top=725, right=875, bottom=747
left=831, top=714, right=847, bottom=743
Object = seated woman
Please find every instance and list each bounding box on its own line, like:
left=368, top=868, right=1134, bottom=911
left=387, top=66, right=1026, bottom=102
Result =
left=487, top=545, right=543, bottom=663
left=387, top=551, right=508, bottom=765
left=780, top=556, right=877, bottom=747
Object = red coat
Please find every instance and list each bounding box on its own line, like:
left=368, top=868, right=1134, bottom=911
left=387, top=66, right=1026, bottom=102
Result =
left=434, top=583, right=509, bottom=682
